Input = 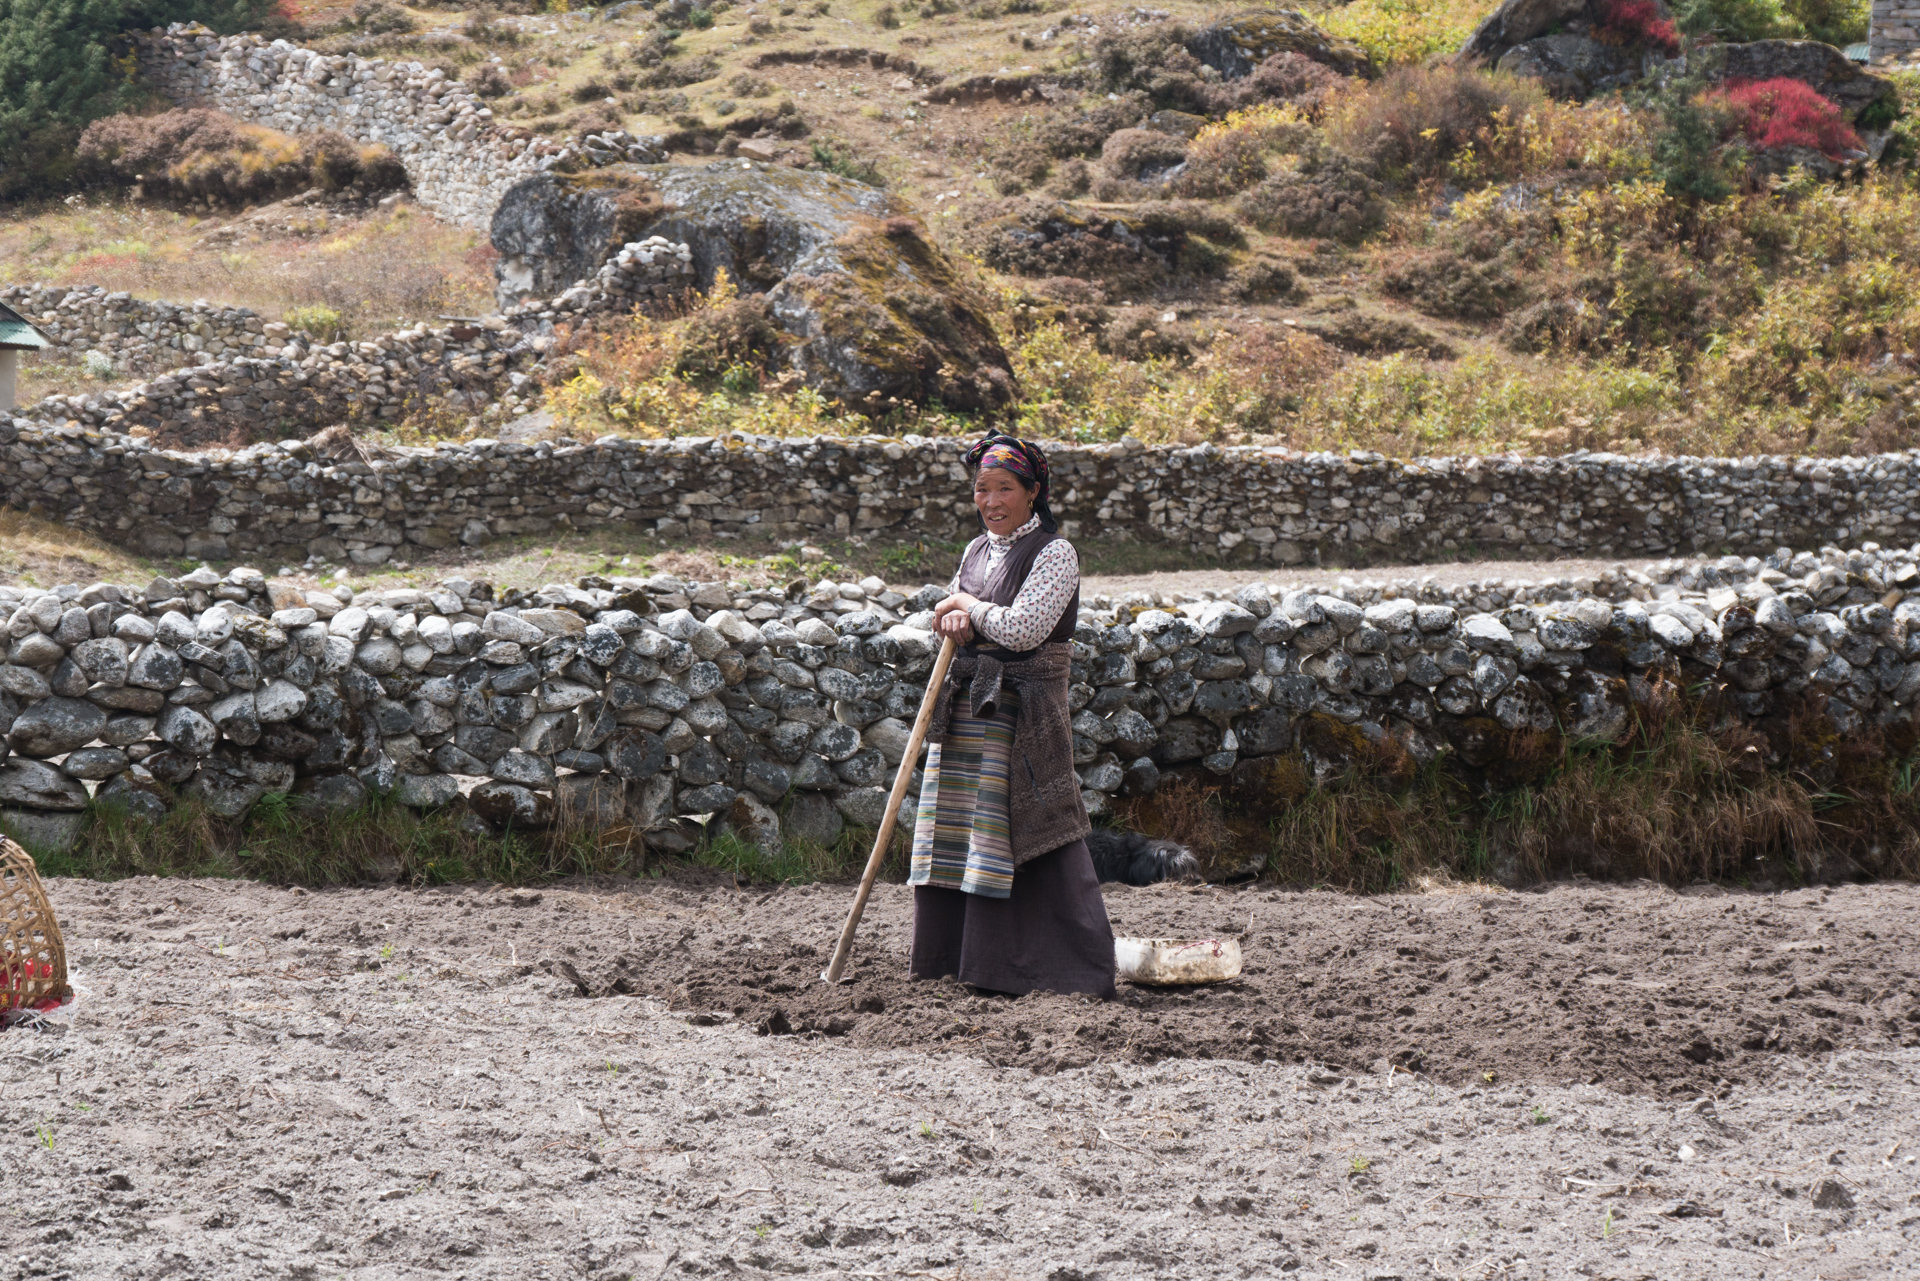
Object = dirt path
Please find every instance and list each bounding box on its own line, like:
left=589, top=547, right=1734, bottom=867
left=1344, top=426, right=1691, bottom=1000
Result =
left=6, top=876, right=1916, bottom=1279
left=1079, top=557, right=1672, bottom=601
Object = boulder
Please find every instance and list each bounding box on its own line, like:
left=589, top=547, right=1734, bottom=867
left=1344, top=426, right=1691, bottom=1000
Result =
left=6, top=697, right=108, bottom=757
left=2, top=809, right=87, bottom=856
left=1497, top=33, right=1637, bottom=100
left=1459, top=0, right=1588, bottom=62
left=719, top=791, right=782, bottom=856
left=491, top=165, right=1015, bottom=411
left=0, top=759, right=89, bottom=811
left=1188, top=10, right=1372, bottom=78
left=471, top=780, right=554, bottom=828
left=785, top=790, right=844, bottom=848
left=1694, top=40, right=1895, bottom=122
left=188, top=761, right=264, bottom=819
left=490, top=169, right=672, bottom=303
left=393, top=773, right=460, bottom=809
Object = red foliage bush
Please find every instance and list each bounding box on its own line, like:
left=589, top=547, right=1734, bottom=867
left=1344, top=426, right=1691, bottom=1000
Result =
left=1707, top=78, right=1862, bottom=159
left=1595, top=0, right=1680, bottom=54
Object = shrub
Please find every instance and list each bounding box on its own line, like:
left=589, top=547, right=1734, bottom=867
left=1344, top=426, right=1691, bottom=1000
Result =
left=1382, top=249, right=1524, bottom=320
left=1707, top=78, right=1862, bottom=159
left=1211, top=53, right=1347, bottom=117
left=1101, top=307, right=1198, bottom=362
left=1100, top=128, right=1189, bottom=180
left=1228, top=255, right=1302, bottom=302
left=1595, top=0, right=1681, bottom=53
left=1236, top=152, right=1385, bottom=241
left=1650, top=80, right=1737, bottom=202
left=0, top=0, right=287, bottom=197
left=1323, top=64, right=1551, bottom=184
left=1671, top=0, right=1797, bottom=40
left=347, top=0, right=416, bottom=33
left=672, top=293, right=791, bottom=383
left=1175, top=102, right=1316, bottom=198
left=1782, top=0, right=1869, bottom=45
left=1321, top=0, right=1493, bottom=66
left=285, top=304, right=347, bottom=342
left=78, top=109, right=407, bottom=204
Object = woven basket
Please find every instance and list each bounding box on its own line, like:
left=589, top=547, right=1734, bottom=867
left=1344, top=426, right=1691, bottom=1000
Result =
left=1, top=837, right=67, bottom=1011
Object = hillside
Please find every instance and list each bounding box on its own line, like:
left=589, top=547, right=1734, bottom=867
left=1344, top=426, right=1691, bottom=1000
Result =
left=2, top=0, right=1917, bottom=461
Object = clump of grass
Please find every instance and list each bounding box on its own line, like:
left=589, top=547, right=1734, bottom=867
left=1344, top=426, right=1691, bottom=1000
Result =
left=42, top=793, right=643, bottom=887
left=693, top=817, right=911, bottom=886
left=285, top=303, right=347, bottom=343
left=1115, top=676, right=1920, bottom=890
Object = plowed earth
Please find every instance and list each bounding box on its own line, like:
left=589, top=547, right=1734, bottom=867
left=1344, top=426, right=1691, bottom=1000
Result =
left=5, top=874, right=1918, bottom=1280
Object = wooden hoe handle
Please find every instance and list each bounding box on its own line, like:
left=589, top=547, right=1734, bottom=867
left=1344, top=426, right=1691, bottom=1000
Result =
left=822, top=633, right=958, bottom=984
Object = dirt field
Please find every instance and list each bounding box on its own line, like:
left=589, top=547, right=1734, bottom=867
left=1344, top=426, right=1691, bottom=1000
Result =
left=7, top=874, right=1918, bottom=1279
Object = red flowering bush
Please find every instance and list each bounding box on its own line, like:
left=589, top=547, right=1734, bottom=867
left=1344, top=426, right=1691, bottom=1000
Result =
left=1706, top=77, right=1862, bottom=158
left=1595, top=0, right=1681, bottom=54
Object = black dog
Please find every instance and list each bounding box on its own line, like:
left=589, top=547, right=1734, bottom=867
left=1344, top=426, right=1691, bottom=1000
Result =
left=1086, top=829, right=1198, bottom=886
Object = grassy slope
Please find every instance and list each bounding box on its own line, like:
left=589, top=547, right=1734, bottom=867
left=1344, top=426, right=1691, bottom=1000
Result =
left=7, top=0, right=1920, bottom=461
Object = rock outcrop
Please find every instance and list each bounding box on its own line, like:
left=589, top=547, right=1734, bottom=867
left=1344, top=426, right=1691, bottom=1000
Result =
left=490, top=164, right=1016, bottom=411
left=1497, top=31, right=1640, bottom=100
left=1187, top=10, right=1373, bottom=79
left=1693, top=40, right=1896, bottom=121
left=1461, top=0, right=1894, bottom=116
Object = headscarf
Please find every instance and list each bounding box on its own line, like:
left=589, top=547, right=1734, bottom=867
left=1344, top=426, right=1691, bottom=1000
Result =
left=964, top=429, right=1055, bottom=532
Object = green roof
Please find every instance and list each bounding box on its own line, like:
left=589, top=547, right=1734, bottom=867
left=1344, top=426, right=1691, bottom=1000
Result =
left=0, top=301, right=51, bottom=350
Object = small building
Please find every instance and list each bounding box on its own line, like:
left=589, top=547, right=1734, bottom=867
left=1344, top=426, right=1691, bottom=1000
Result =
left=0, top=300, right=52, bottom=413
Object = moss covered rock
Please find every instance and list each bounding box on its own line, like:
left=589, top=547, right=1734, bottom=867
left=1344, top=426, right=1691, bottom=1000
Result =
left=490, top=163, right=1014, bottom=411
left=1187, top=10, right=1373, bottom=80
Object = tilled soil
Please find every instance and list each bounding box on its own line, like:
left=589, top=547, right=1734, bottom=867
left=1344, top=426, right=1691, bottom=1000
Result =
left=552, top=876, right=1917, bottom=1095
left=6, top=875, right=1919, bottom=1280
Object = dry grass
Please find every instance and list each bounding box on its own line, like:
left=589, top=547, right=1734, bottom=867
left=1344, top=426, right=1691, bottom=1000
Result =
left=44, top=792, right=647, bottom=887
left=0, top=510, right=166, bottom=589
left=1113, top=677, right=1920, bottom=891
left=0, top=198, right=494, bottom=341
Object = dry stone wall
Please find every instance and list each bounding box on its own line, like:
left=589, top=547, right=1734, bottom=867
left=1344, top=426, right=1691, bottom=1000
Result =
left=11, top=238, right=692, bottom=453
left=0, top=285, right=282, bottom=381
left=6, top=411, right=1920, bottom=568
left=134, top=25, right=566, bottom=230
left=1873, top=0, right=1920, bottom=65
left=3, top=544, right=1918, bottom=861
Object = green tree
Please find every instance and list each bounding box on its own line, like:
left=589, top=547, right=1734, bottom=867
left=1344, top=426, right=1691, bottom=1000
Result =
left=1671, top=0, right=1797, bottom=42
left=1673, top=0, right=1870, bottom=44
left=0, top=0, right=280, bottom=197
left=1650, top=79, right=1736, bottom=203
left=1782, top=0, right=1870, bottom=46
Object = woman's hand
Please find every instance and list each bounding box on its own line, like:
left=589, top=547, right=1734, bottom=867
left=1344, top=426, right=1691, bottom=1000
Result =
left=933, top=592, right=979, bottom=642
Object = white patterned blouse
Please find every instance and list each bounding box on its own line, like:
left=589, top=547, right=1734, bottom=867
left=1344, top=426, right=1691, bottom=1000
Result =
left=945, top=514, right=1080, bottom=651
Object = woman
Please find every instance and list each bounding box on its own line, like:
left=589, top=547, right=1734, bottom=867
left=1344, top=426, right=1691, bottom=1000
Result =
left=907, top=430, right=1116, bottom=999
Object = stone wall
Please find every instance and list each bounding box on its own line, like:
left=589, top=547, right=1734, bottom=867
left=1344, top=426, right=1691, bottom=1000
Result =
left=134, top=24, right=566, bottom=230
left=1873, top=0, right=1920, bottom=65
left=10, top=236, right=692, bottom=453
left=3, top=544, right=1917, bottom=860
left=0, top=285, right=280, bottom=381
left=7, top=395, right=1920, bottom=567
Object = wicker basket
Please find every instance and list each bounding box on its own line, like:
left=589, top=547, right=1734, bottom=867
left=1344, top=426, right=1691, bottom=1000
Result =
left=1, top=837, right=67, bottom=1011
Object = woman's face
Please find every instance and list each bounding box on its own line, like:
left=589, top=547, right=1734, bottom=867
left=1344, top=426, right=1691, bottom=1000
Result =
left=974, top=467, right=1034, bottom=537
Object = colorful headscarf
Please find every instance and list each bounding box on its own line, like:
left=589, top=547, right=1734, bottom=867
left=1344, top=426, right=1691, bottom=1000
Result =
left=964, top=430, right=1055, bottom=532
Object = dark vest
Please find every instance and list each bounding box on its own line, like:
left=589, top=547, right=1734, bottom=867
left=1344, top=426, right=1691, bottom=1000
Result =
left=955, top=526, right=1080, bottom=654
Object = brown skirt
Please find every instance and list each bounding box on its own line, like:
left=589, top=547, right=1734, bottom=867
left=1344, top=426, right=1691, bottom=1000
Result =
left=909, top=837, right=1116, bottom=999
